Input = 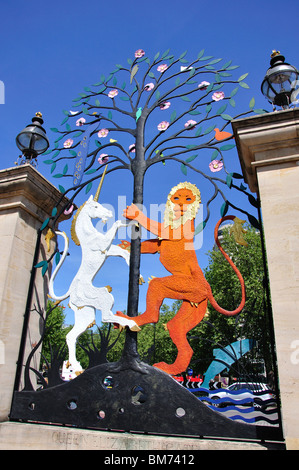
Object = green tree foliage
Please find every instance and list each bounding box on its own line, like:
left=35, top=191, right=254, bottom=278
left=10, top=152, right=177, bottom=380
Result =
left=189, top=224, right=273, bottom=375
left=41, top=301, right=92, bottom=369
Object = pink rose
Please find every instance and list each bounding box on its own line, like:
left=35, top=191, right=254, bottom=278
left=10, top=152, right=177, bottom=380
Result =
left=129, top=144, right=136, bottom=153
left=198, top=81, right=210, bottom=90
left=98, top=129, right=109, bottom=138
left=108, top=89, right=118, bottom=98
left=184, top=120, right=197, bottom=129
left=63, top=138, right=73, bottom=148
left=160, top=101, right=171, bottom=110
left=157, top=64, right=168, bottom=73
left=76, top=118, right=86, bottom=126
left=209, top=159, right=223, bottom=172
left=212, top=91, right=225, bottom=101
left=135, top=49, right=145, bottom=58
left=157, top=121, right=169, bottom=131
left=144, top=83, right=155, bottom=91
left=98, top=154, right=109, bottom=164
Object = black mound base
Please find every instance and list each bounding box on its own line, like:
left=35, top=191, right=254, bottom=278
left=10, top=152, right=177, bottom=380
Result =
left=10, top=361, right=283, bottom=442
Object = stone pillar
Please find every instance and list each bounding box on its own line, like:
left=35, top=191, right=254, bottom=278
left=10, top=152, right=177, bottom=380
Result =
left=232, top=108, right=299, bottom=450
left=0, top=164, right=69, bottom=421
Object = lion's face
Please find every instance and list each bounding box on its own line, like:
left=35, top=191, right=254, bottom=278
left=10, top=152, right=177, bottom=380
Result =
left=164, top=182, right=201, bottom=230
left=170, top=188, right=196, bottom=219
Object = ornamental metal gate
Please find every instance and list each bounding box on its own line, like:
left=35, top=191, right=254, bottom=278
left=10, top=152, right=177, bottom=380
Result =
left=10, top=48, right=284, bottom=443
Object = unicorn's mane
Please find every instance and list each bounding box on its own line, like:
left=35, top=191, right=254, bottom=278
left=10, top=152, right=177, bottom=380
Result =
left=70, top=201, right=86, bottom=246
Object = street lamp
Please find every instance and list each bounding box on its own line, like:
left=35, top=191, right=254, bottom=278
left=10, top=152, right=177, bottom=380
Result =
left=261, top=51, right=299, bottom=109
left=16, top=112, right=49, bottom=166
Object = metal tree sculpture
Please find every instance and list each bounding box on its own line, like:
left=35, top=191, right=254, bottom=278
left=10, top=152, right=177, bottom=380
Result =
left=41, top=48, right=264, bottom=366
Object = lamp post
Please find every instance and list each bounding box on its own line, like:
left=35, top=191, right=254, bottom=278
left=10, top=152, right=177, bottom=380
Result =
left=261, top=51, right=299, bottom=109
left=15, top=112, right=49, bottom=166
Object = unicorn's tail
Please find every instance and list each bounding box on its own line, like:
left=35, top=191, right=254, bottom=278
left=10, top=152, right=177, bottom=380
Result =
left=48, top=231, right=71, bottom=302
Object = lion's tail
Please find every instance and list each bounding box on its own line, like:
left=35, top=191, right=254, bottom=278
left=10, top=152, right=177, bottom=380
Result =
left=207, top=216, right=246, bottom=316
left=48, top=231, right=71, bottom=302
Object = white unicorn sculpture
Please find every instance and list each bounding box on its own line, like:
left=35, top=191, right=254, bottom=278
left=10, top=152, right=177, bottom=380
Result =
left=48, top=172, right=139, bottom=374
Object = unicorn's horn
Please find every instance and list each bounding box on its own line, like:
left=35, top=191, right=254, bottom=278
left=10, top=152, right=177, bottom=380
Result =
left=94, top=165, right=108, bottom=202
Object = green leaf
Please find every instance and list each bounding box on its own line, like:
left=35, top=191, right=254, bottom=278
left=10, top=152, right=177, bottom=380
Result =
left=73, top=131, right=84, bottom=138
left=194, top=220, right=206, bottom=235
left=53, top=173, right=63, bottom=178
left=181, top=163, right=187, bottom=175
left=238, top=73, right=249, bottom=82
left=195, top=126, right=202, bottom=137
left=50, top=128, right=59, bottom=133
left=43, top=159, right=54, bottom=165
left=220, top=144, right=235, bottom=151
left=42, top=262, right=48, bottom=277
left=162, top=49, right=170, bottom=58
left=95, top=99, right=101, bottom=106
left=62, top=164, right=68, bottom=175
left=108, top=111, right=113, bottom=120
left=69, top=150, right=77, bottom=156
left=55, top=251, right=61, bottom=266
left=51, top=162, right=56, bottom=174
left=85, top=168, right=97, bottom=175
left=216, top=104, right=227, bottom=115
left=229, top=98, right=236, bottom=107
left=170, top=110, right=177, bottom=123
left=205, top=104, right=212, bottom=114
left=85, top=182, right=92, bottom=194
left=51, top=207, right=57, bottom=217
left=40, top=218, right=50, bottom=231
left=154, top=51, right=160, bottom=61
left=211, top=149, right=219, bottom=160
left=221, top=114, right=233, bottom=121
left=197, top=49, right=205, bottom=59
left=230, top=87, right=239, bottom=97
left=249, top=97, right=255, bottom=109
left=226, top=174, right=233, bottom=188
left=188, top=110, right=201, bottom=115
left=202, top=124, right=215, bottom=135
left=199, top=55, right=213, bottom=61
left=253, top=108, right=268, bottom=114
left=220, top=201, right=229, bottom=217
left=181, top=96, right=191, bottom=101
left=41, top=148, right=53, bottom=155
left=179, top=50, right=188, bottom=59
left=186, top=154, right=198, bottom=163
left=60, top=117, right=68, bottom=125
left=58, top=185, right=65, bottom=193
left=239, top=82, right=250, bottom=89
left=207, top=58, right=222, bottom=65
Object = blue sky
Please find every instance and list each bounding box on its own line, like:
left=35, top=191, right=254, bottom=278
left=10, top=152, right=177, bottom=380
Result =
left=1, top=0, right=298, bottom=322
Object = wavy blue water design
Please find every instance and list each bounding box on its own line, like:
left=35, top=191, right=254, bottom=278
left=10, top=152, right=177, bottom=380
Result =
left=189, top=387, right=278, bottom=426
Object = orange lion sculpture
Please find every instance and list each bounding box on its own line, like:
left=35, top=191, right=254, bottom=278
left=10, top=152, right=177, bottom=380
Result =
left=116, top=182, right=245, bottom=375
